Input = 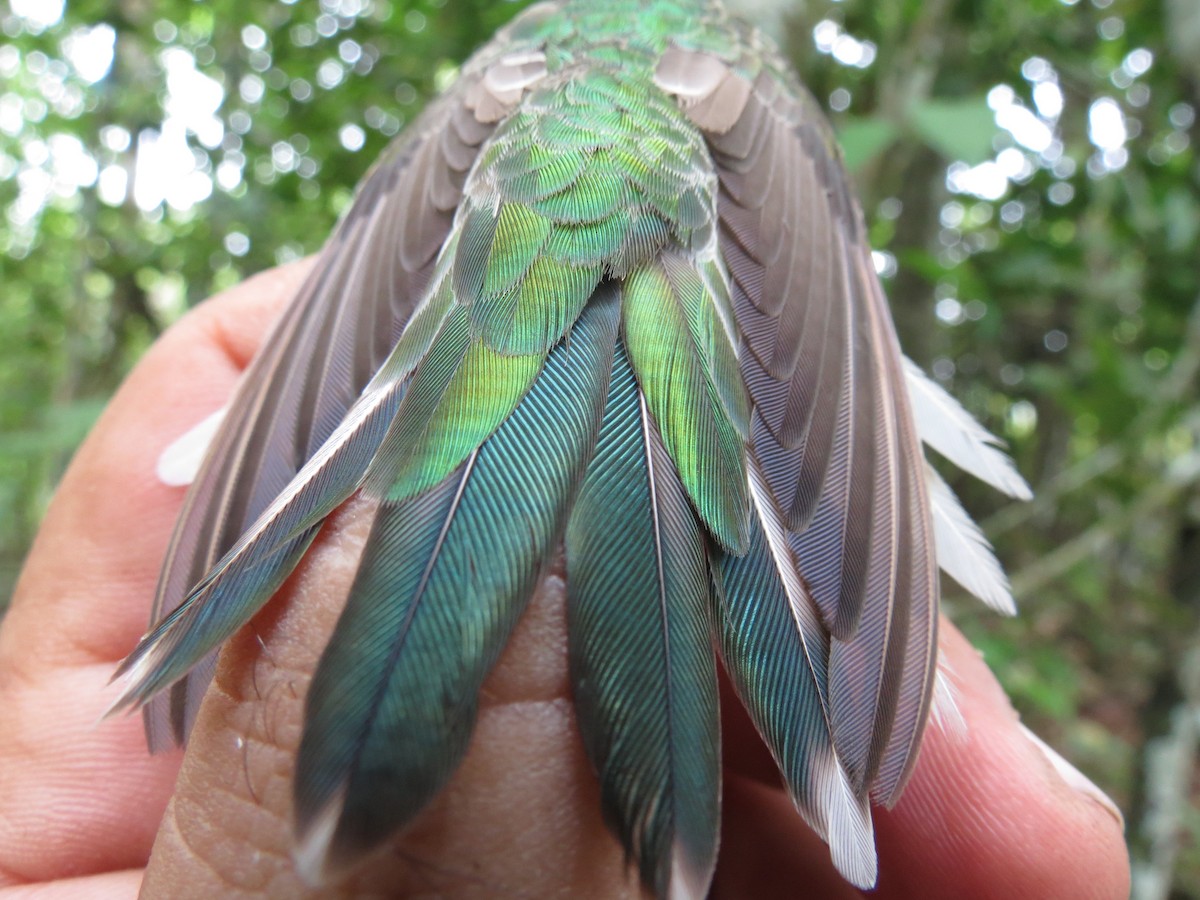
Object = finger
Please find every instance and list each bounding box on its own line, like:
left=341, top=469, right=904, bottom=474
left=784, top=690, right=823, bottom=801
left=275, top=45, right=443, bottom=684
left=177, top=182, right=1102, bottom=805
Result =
left=0, top=869, right=141, bottom=900
left=0, top=664, right=179, bottom=887
left=712, top=773, right=862, bottom=900
left=871, top=622, right=1128, bottom=899
left=139, top=527, right=644, bottom=899
left=0, top=263, right=310, bottom=887
left=713, top=618, right=1129, bottom=899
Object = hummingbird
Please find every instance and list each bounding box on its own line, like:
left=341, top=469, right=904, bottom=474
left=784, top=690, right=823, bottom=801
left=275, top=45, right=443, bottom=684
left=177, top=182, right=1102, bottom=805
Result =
left=111, top=0, right=1031, bottom=894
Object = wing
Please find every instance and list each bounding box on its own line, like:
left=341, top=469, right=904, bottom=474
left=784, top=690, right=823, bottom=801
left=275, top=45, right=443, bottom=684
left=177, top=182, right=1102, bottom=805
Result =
left=659, top=43, right=939, bottom=806
left=141, top=65, right=503, bottom=750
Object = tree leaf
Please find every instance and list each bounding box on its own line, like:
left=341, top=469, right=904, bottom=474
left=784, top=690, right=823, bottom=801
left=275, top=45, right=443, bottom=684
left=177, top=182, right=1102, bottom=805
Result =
left=836, top=116, right=899, bottom=170
left=908, top=97, right=996, bottom=165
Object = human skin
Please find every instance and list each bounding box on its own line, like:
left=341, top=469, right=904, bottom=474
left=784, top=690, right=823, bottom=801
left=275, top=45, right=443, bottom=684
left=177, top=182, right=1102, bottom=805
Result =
left=0, top=261, right=1130, bottom=899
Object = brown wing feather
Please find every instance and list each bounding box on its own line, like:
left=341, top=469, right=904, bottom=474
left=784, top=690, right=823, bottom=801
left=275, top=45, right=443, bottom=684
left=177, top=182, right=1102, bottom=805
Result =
left=670, top=50, right=938, bottom=805
left=144, top=83, right=497, bottom=749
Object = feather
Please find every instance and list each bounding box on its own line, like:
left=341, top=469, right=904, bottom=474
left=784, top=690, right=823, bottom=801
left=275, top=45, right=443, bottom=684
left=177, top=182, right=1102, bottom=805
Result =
left=362, top=305, right=545, bottom=503
left=111, top=357, right=412, bottom=714
left=110, top=300, right=456, bottom=715
left=294, top=285, right=619, bottom=881
left=903, top=357, right=1033, bottom=500
left=669, top=41, right=943, bottom=810
left=623, top=253, right=749, bottom=553
left=566, top=343, right=720, bottom=898
left=702, top=67, right=883, bottom=642
left=861, top=257, right=939, bottom=808
left=111, top=255, right=471, bottom=714
left=716, top=455, right=877, bottom=888
left=156, top=405, right=227, bottom=487
left=929, top=650, right=968, bottom=740
left=926, top=463, right=1017, bottom=615
left=867, top=435, right=938, bottom=806
left=654, top=45, right=729, bottom=100
left=114, top=5, right=1034, bottom=895
left=141, top=75, right=497, bottom=748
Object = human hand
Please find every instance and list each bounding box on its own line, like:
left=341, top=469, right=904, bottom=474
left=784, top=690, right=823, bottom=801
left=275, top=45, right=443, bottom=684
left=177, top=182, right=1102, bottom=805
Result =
left=0, top=263, right=1130, bottom=899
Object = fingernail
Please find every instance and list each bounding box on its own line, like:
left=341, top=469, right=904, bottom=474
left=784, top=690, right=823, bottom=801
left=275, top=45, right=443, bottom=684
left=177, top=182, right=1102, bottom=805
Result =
left=1019, top=723, right=1124, bottom=830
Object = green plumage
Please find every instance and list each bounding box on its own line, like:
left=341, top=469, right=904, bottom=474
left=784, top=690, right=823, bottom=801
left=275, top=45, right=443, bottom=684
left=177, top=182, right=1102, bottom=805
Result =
left=623, top=256, right=749, bottom=552
left=111, top=1, right=1019, bottom=896
left=365, top=306, right=545, bottom=502
left=479, top=203, right=550, bottom=296
left=297, top=287, right=620, bottom=875
left=566, top=345, right=720, bottom=895
left=495, top=145, right=587, bottom=202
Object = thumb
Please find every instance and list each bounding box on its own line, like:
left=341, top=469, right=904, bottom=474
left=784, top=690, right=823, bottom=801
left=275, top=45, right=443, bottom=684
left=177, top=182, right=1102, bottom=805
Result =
left=140, top=528, right=642, bottom=899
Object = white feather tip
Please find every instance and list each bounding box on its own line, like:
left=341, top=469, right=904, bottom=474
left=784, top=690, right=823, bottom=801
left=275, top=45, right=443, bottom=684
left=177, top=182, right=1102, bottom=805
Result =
left=156, top=406, right=228, bottom=487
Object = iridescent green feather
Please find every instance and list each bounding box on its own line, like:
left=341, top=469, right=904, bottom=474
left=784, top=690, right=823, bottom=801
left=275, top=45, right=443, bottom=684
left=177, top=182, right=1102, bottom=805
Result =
left=479, top=202, right=551, bottom=298
left=294, top=287, right=621, bottom=878
left=662, top=253, right=748, bottom=437
left=530, top=155, right=631, bottom=224
left=538, top=106, right=624, bottom=150
left=494, top=145, right=588, bottom=202
left=544, top=216, right=629, bottom=267
left=364, top=306, right=544, bottom=503
left=566, top=344, right=720, bottom=897
left=475, top=254, right=603, bottom=354
left=714, top=489, right=876, bottom=888
left=623, top=256, right=749, bottom=553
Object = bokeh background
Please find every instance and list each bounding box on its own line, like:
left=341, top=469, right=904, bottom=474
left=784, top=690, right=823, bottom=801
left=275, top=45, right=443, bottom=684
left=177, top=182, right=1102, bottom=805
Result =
left=1, top=0, right=1197, bottom=894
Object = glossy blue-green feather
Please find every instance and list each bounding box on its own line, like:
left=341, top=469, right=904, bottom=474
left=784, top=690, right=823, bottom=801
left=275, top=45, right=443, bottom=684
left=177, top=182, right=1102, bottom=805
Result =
left=110, top=373, right=412, bottom=713
left=293, top=286, right=620, bottom=878
left=566, top=343, right=720, bottom=898
left=714, top=467, right=875, bottom=888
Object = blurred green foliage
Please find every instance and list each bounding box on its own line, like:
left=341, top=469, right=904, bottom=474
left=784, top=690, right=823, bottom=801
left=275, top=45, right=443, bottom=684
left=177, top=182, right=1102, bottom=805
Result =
left=2, top=0, right=1198, bottom=893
